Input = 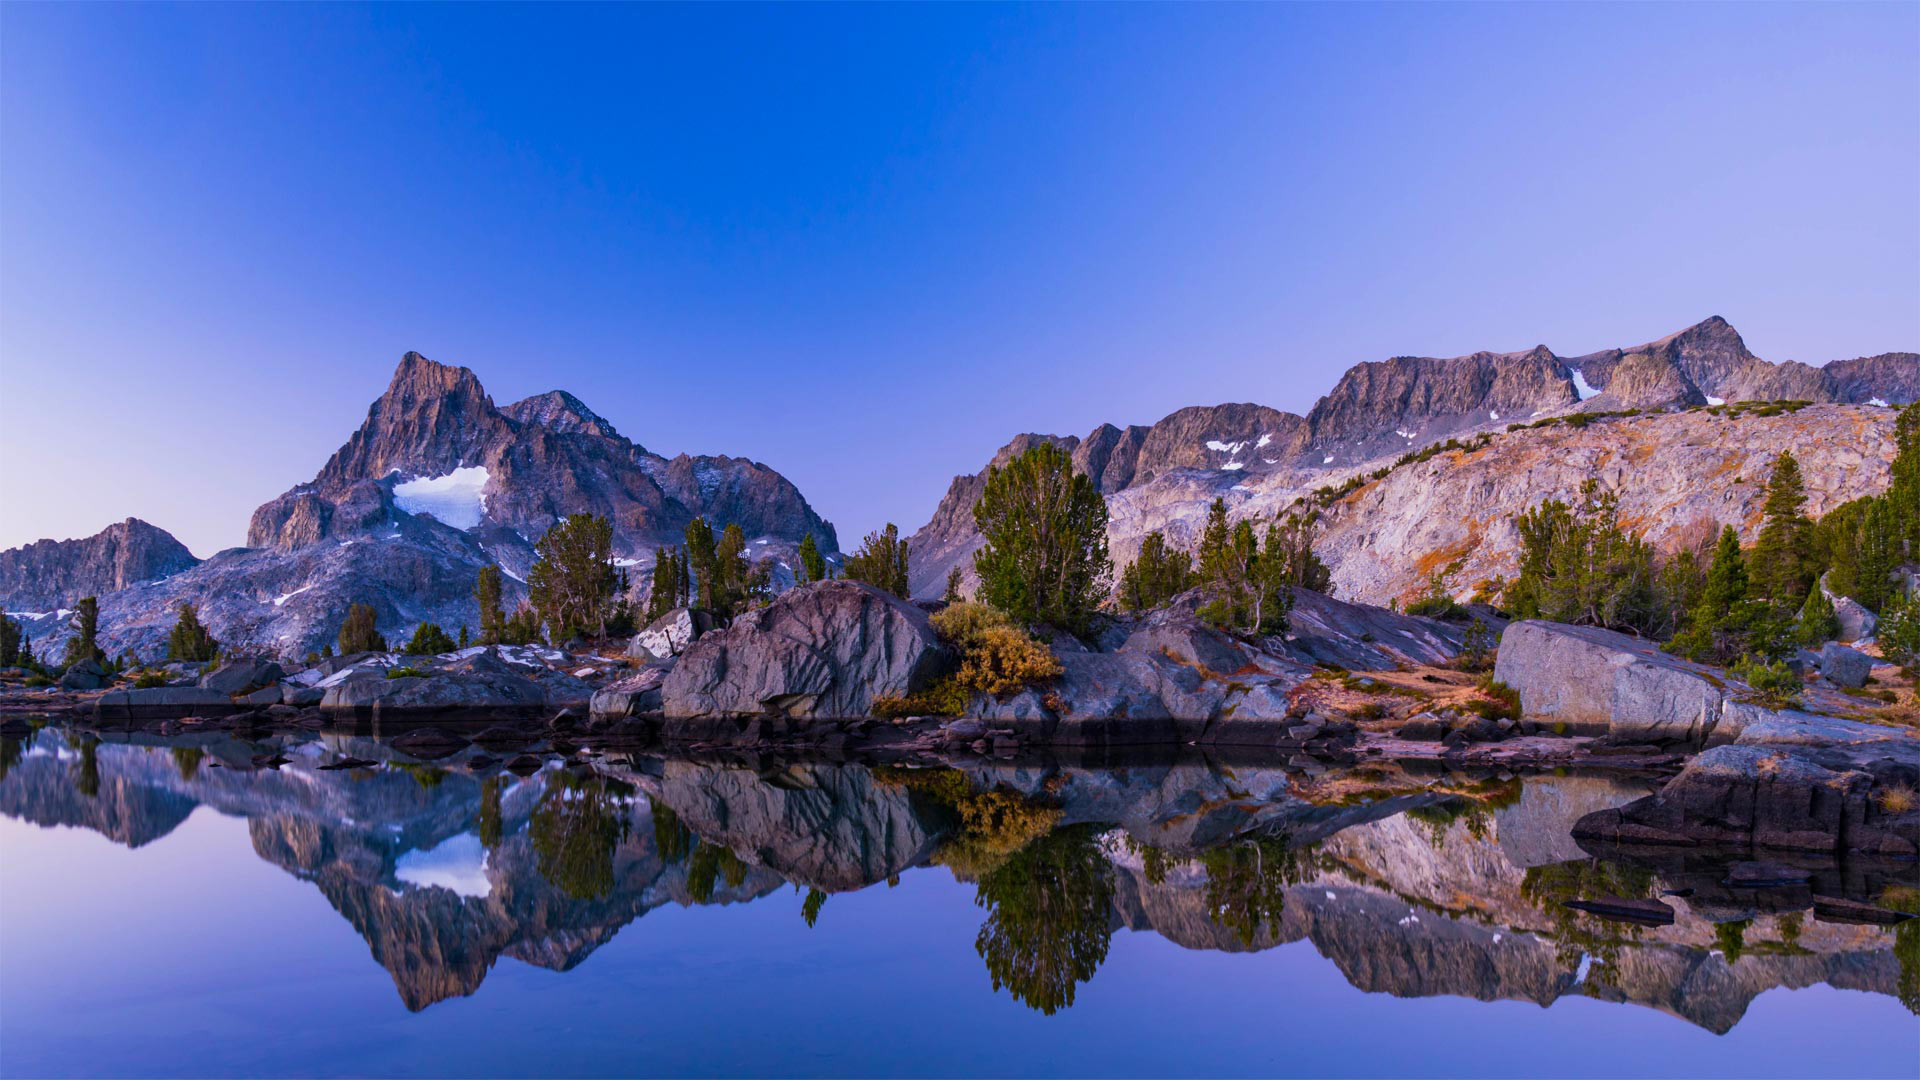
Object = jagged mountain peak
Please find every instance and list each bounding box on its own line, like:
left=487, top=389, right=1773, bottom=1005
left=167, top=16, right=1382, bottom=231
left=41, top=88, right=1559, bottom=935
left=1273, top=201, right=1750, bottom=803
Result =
left=503, top=389, right=621, bottom=441
left=0, top=516, right=201, bottom=612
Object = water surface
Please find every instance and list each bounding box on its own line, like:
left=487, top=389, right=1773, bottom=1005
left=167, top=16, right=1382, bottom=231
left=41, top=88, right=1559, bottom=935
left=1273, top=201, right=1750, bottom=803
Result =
left=1, top=727, right=1913, bottom=1078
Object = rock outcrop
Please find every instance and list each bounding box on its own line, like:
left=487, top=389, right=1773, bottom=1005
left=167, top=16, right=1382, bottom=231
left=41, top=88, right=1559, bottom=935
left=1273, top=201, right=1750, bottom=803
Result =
left=0, top=518, right=199, bottom=612
left=1493, top=621, right=1767, bottom=742
left=661, top=581, right=952, bottom=722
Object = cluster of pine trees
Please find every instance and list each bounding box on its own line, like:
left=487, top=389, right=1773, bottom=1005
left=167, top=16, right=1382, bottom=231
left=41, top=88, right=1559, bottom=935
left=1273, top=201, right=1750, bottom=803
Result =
left=1116, top=502, right=1331, bottom=636
left=842, top=523, right=910, bottom=598
left=1504, top=402, right=1920, bottom=668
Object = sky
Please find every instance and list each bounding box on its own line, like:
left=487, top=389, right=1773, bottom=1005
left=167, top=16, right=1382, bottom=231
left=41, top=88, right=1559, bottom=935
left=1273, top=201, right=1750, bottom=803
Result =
left=2, top=2, right=1916, bottom=557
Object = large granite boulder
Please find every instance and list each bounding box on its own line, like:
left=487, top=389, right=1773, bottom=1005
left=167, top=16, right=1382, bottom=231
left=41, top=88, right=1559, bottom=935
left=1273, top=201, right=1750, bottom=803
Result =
left=1829, top=595, right=1877, bottom=644
left=58, top=658, right=107, bottom=691
left=95, top=686, right=236, bottom=718
left=1494, top=620, right=1752, bottom=742
left=1573, top=711, right=1920, bottom=857
left=200, top=658, right=286, bottom=695
left=320, top=670, right=544, bottom=711
left=628, top=608, right=714, bottom=660
left=1816, top=643, right=1872, bottom=689
left=590, top=663, right=672, bottom=718
left=661, top=581, right=951, bottom=721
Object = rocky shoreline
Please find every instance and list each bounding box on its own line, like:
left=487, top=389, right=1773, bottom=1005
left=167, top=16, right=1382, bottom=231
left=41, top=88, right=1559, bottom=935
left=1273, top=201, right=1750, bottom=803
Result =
left=10, top=578, right=1916, bottom=863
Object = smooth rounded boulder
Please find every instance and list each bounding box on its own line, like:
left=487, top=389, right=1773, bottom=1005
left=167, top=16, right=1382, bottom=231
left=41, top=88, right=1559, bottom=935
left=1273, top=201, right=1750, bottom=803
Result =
left=661, top=581, right=951, bottom=721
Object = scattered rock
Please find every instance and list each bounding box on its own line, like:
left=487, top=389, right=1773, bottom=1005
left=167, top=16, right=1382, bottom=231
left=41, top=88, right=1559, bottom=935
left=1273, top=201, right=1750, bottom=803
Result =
left=1563, top=897, right=1675, bottom=925
left=200, top=658, right=286, bottom=695
left=1811, top=896, right=1916, bottom=926
left=1816, top=643, right=1871, bottom=689
left=1829, top=594, right=1877, bottom=643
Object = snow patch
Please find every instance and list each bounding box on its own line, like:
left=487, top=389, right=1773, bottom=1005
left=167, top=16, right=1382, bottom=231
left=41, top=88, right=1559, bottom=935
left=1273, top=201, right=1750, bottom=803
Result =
left=272, top=583, right=316, bottom=607
left=1395, top=429, right=1416, bottom=440
left=1569, top=368, right=1601, bottom=401
left=1489, top=410, right=1499, bottom=421
left=1705, top=395, right=1725, bottom=406
left=395, top=834, right=492, bottom=899
left=1869, top=397, right=1889, bottom=407
left=393, top=466, right=490, bottom=530
left=1255, top=433, right=1273, bottom=449
left=1220, top=461, right=1245, bottom=471
left=1205, top=440, right=1248, bottom=454
left=1322, top=455, right=1334, bottom=464
left=1573, top=953, right=1594, bottom=984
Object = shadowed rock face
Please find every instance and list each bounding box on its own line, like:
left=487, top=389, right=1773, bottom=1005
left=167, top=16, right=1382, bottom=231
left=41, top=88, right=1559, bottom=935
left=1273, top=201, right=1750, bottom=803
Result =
left=4, top=729, right=1910, bottom=1027
left=0, top=518, right=200, bottom=613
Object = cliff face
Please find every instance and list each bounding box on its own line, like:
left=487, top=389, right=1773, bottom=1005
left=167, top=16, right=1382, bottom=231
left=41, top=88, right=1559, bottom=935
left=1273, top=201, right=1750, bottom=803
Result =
left=0, top=518, right=199, bottom=613
left=908, top=317, right=1916, bottom=600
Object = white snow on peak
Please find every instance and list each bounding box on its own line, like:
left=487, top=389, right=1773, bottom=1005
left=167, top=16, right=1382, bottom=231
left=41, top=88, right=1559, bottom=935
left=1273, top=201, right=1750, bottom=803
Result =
left=1705, top=395, right=1726, bottom=406
left=272, top=583, right=316, bottom=607
left=1869, top=397, right=1889, bottom=407
left=1255, top=432, right=1273, bottom=449
left=393, top=466, right=490, bottom=530
left=1395, top=429, right=1416, bottom=440
left=1489, top=410, right=1499, bottom=421
left=1205, top=440, right=1248, bottom=454
left=395, top=834, right=492, bottom=899
left=1322, top=455, right=1335, bottom=464
left=1220, top=461, right=1245, bottom=471
left=1569, top=368, right=1602, bottom=401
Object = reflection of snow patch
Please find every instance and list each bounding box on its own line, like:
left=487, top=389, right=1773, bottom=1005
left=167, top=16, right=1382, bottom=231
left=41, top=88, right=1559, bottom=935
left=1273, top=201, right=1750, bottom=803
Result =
left=1705, top=395, right=1725, bottom=406
left=272, top=583, right=315, bottom=607
left=396, top=834, right=492, bottom=899
left=1573, top=953, right=1594, bottom=984
left=613, top=557, right=642, bottom=568
left=1570, top=369, right=1601, bottom=400
left=393, top=466, right=490, bottom=530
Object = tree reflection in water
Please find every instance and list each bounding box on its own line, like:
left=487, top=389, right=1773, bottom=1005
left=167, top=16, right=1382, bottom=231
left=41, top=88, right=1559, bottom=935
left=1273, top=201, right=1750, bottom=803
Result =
left=530, top=772, right=632, bottom=900
left=1200, top=836, right=1306, bottom=948
left=972, top=823, right=1115, bottom=1015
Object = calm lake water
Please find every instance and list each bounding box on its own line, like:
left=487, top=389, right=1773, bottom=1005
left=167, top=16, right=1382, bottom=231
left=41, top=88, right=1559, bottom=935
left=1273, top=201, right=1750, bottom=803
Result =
left=1, top=725, right=1914, bottom=1079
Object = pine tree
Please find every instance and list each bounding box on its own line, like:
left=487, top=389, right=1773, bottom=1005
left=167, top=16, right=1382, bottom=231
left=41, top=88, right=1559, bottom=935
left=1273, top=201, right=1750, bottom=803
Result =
left=338, top=603, right=388, bottom=654
left=712, top=524, right=755, bottom=615
left=502, top=603, right=543, bottom=646
left=971, top=443, right=1112, bottom=632
left=404, top=622, right=457, bottom=655
left=944, top=566, right=964, bottom=605
left=1119, top=530, right=1193, bottom=612
left=474, top=565, right=506, bottom=645
left=0, top=615, right=22, bottom=667
left=1750, top=452, right=1816, bottom=603
left=166, top=602, right=218, bottom=662
left=458, top=625, right=470, bottom=648
left=645, top=545, right=682, bottom=623
left=797, top=533, right=827, bottom=585
left=684, top=518, right=718, bottom=610
left=61, top=597, right=104, bottom=667
left=843, top=523, right=911, bottom=599
left=1891, top=401, right=1920, bottom=559
left=528, top=513, right=617, bottom=639
left=1794, top=584, right=1840, bottom=647
left=1669, top=526, right=1776, bottom=663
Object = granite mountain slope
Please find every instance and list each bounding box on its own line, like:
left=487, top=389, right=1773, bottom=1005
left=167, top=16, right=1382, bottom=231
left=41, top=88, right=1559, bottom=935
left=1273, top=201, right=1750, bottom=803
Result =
left=0, top=518, right=199, bottom=614
left=908, top=318, right=1916, bottom=600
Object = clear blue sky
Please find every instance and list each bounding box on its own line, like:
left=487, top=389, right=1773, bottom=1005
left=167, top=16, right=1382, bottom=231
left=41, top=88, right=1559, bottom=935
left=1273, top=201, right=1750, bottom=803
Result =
left=3, top=2, right=1915, bottom=557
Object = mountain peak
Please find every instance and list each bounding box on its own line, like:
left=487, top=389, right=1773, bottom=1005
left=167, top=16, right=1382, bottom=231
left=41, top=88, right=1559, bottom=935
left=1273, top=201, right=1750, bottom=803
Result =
left=383, top=352, right=489, bottom=408
left=503, top=389, right=621, bottom=440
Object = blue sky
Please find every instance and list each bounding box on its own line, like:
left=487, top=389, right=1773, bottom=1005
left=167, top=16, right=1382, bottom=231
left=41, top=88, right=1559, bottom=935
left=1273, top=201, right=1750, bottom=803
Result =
left=2, top=2, right=1916, bottom=556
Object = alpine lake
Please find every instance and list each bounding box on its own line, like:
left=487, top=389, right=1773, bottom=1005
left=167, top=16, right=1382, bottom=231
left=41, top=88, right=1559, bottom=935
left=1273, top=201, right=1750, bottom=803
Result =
left=1, top=716, right=1914, bottom=1079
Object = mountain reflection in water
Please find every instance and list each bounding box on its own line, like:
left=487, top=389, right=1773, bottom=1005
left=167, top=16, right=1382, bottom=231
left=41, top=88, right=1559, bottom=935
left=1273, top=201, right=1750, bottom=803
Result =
left=1, top=725, right=1914, bottom=1077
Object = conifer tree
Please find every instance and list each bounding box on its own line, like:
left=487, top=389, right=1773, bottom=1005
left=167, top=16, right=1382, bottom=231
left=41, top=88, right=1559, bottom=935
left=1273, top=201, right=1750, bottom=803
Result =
left=797, top=533, right=827, bottom=585
left=645, top=545, right=682, bottom=622
left=971, top=444, right=1111, bottom=632
left=404, top=622, right=457, bottom=656
left=528, top=513, right=617, bottom=639
left=166, top=602, right=218, bottom=662
left=338, top=602, right=388, bottom=654
left=1119, top=531, right=1193, bottom=612
left=61, top=597, right=104, bottom=667
left=458, top=625, right=470, bottom=648
left=1794, top=584, right=1840, bottom=647
left=684, top=518, right=718, bottom=609
left=0, top=615, right=22, bottom=668
left=1669, top=526, right=1777, bottom=663
left=1750, top=452, right=1816, bottom=603
left=843, top=523, right=911, bottom=599
left=474, top=565, right=506, bottom=645
left=713, top=523, right=755, bottom=614
left=944, top=566, right=965, bottom=605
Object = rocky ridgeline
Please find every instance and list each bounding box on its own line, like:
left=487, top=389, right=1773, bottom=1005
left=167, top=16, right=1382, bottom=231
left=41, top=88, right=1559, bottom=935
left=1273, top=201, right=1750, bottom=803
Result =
left=908, top=317, right=1916, bottom=602
left=4, top=352, right=837, bottom=661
